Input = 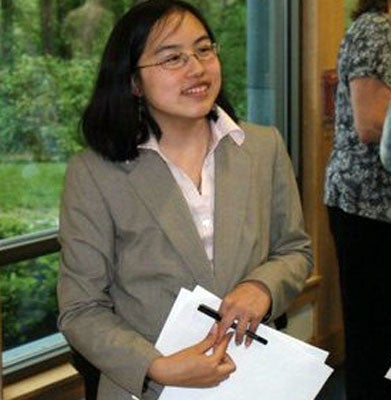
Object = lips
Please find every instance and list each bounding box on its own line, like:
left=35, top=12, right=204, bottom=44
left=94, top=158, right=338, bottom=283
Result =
left=182, top=83, right=209, bottom=95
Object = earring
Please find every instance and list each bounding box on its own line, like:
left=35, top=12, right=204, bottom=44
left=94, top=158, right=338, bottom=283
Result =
left=131, top=76, right=141, bottom=97
left=138, top=96, right=145, bottom=123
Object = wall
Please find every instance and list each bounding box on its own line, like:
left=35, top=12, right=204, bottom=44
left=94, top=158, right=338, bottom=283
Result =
left=301, top=0, right=346, bottom=364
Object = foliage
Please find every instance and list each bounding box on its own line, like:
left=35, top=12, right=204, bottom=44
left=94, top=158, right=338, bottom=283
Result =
left=0, top=56, right=95, bottom=161
left=0, top=161, right=65, bottom=350
left=0, top=162, right=65, bottom=239
left=0, top=162, right=66, bottom=211
left=215, top=0, right=247, bottom=118
left=0, top=254, right=59, bottom=351
left=0, top=161, right=64, bottom=350
left=187, top=0, right=247, bottom=118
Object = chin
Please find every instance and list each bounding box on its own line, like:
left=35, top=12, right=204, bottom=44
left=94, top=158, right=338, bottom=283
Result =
left=189, top=103, right=216, bottom=118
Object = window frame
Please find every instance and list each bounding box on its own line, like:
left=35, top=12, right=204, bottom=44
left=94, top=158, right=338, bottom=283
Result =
left=1, top=229, right=68, bottom=385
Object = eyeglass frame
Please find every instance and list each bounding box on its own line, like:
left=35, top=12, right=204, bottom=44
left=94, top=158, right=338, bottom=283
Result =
left=136, top=42, right=219, bottom=71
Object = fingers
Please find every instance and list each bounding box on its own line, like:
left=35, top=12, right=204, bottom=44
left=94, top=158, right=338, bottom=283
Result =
left=214, top=352, right=236, bottom=386
left=216, top=308, right=237, bottom=343
left=192, top=323, right=219, bottom=354
left=184, top=331, right=236, bottom=387
left=217, top=281, right=272, bottom=345
left=216, top=306, right=251, bottom=345
left=234, top=316, right=249, bottom=345
left=245, top=317, right=262, bottom=347
left=211, top=331, right=234, bottom=361
left=213, top=336, right=236, bottom=380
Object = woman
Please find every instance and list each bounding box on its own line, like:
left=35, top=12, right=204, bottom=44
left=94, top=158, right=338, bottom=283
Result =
left=324, top=0, right=391, bottom=398
left=58, top=1, right=313, bottom=399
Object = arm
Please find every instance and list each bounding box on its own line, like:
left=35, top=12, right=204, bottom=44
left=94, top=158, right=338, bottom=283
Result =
left=217, top=129, right=313, bottom=345
left=346, top=14, right=391, bottom=144
left=58, top=155, right=161, bottom=398
left=350, top=77, right=391, bottom=143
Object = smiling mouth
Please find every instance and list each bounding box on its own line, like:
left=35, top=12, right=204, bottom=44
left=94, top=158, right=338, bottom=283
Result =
left=182, top=84, right=209, bottom=95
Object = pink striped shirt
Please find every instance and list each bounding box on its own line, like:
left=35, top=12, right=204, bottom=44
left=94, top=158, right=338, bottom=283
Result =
left=138, top=107, right=244, bottom=263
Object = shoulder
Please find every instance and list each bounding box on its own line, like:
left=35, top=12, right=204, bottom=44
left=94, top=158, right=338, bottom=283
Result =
left=236, top=122, right=291, bottom=172
left=65, top=148, right=127, bottom=187
left=239, top=121, right=284, bottom=152
left=67, top=148, right=124, bottom=173
left=340, top=12, right=391, bottom=81
left=352, top=12, right=390, bottom=30
left=348, top=12, right=391, bottom=43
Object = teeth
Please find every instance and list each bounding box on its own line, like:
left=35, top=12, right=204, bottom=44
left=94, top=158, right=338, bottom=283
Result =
left=184, top=85, right=208, bottom=94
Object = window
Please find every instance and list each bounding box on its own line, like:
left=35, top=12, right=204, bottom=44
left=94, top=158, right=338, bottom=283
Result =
left=0, top=0, right=114, bottom=384
left=247, top=0, right=301, bottom=173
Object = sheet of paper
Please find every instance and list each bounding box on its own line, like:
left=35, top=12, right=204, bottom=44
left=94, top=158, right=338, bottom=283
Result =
left=156, top=286, right=333, bottom=400
left=193, top=285, right=329, bottom=362
left=385, top=366, right=391, bottom=381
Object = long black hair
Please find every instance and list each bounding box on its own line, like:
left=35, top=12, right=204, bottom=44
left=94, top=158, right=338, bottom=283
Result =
left=82, top=0, right=238, bottom=162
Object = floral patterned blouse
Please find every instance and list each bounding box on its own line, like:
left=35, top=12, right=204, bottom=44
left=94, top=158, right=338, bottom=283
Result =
left=324, top=12, right=391, bottom=223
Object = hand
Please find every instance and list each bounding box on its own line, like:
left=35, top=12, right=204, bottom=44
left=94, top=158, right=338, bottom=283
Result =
left=147, top=325, right=236, bottom=388
left=217, top=281, right=272, bottom=347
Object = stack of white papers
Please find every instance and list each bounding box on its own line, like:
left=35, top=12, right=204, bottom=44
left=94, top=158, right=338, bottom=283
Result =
left=156, top=286, right=333, bottom=400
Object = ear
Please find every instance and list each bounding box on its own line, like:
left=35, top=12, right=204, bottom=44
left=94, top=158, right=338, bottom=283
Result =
left=131, top=76, right=142, bottom=97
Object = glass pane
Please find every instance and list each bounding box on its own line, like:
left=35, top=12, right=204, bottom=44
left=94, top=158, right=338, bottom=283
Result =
left=0, top=253, right=59, bottom=352
left=0, top=0, right=105, bottom=237
left=0, top=162, right=66, bottom=236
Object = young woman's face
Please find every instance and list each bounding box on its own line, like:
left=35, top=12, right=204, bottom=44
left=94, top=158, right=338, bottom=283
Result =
left=136, top=11, right=221, bottom=127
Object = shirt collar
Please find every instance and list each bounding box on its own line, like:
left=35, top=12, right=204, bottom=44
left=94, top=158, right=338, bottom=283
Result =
left=210, top=106, right=245, bottom=147
left=138, top=105, right=245, bottom=153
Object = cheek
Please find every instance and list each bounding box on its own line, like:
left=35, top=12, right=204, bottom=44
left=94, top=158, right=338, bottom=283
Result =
left=141, top=73, right=176, bottom=103
left=212, top=63, right=222, bottom=90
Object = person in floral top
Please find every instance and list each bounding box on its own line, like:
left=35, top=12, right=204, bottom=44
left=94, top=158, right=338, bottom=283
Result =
left=324, top=0, right=391, bottom=398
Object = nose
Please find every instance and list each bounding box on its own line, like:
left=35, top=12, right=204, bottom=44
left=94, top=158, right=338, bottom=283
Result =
left=185, top=53, right=205, bottom=75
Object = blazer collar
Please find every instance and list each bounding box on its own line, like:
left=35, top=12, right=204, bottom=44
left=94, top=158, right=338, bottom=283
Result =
left=213, top=136, right=251, bottom=295
left=118, top=137, right=251, bottom=295
left=123, top=150, right=216, bottom=291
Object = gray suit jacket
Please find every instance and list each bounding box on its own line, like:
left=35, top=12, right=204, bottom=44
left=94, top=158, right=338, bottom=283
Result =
left=57, top=122, right=313, bottom=400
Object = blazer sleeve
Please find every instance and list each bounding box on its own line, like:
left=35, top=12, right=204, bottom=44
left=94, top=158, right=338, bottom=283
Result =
left=242, top=128, right=313, bottom=320
left=57, top=154, right=161, bottom=399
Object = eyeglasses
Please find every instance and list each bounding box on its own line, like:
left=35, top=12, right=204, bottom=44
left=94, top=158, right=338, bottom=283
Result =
left=137, top=43, right=219, bottom=71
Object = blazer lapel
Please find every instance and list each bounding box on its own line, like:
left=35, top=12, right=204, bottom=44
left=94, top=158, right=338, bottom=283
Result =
left=213, top=137, right=251, bottom=295
left=123, top=151, right=215, bottom=290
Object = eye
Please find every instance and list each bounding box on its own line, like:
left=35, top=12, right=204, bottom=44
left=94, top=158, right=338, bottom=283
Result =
left=196, top=44, right=214, bottom=57
left=161, top=53, right=183, bottom=67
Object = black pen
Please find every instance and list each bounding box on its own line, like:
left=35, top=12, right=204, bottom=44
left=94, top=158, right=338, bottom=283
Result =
left=197, top=303, right=268, bottom=345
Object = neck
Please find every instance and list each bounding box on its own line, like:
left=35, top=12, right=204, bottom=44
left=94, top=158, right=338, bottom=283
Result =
left=159, top=117, right=211, bottom=150
left=157, top=117, right=212, bottom=190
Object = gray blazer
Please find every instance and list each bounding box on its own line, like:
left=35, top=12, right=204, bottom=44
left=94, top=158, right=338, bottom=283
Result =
left=57, top=122, right=313, bottom=400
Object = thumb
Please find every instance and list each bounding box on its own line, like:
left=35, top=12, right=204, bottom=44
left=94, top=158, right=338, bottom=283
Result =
left=211, top=331, right=234, bottom=362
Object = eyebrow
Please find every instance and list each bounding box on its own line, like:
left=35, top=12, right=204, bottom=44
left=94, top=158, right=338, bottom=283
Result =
left=153, top=35, right=212, bottom=55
